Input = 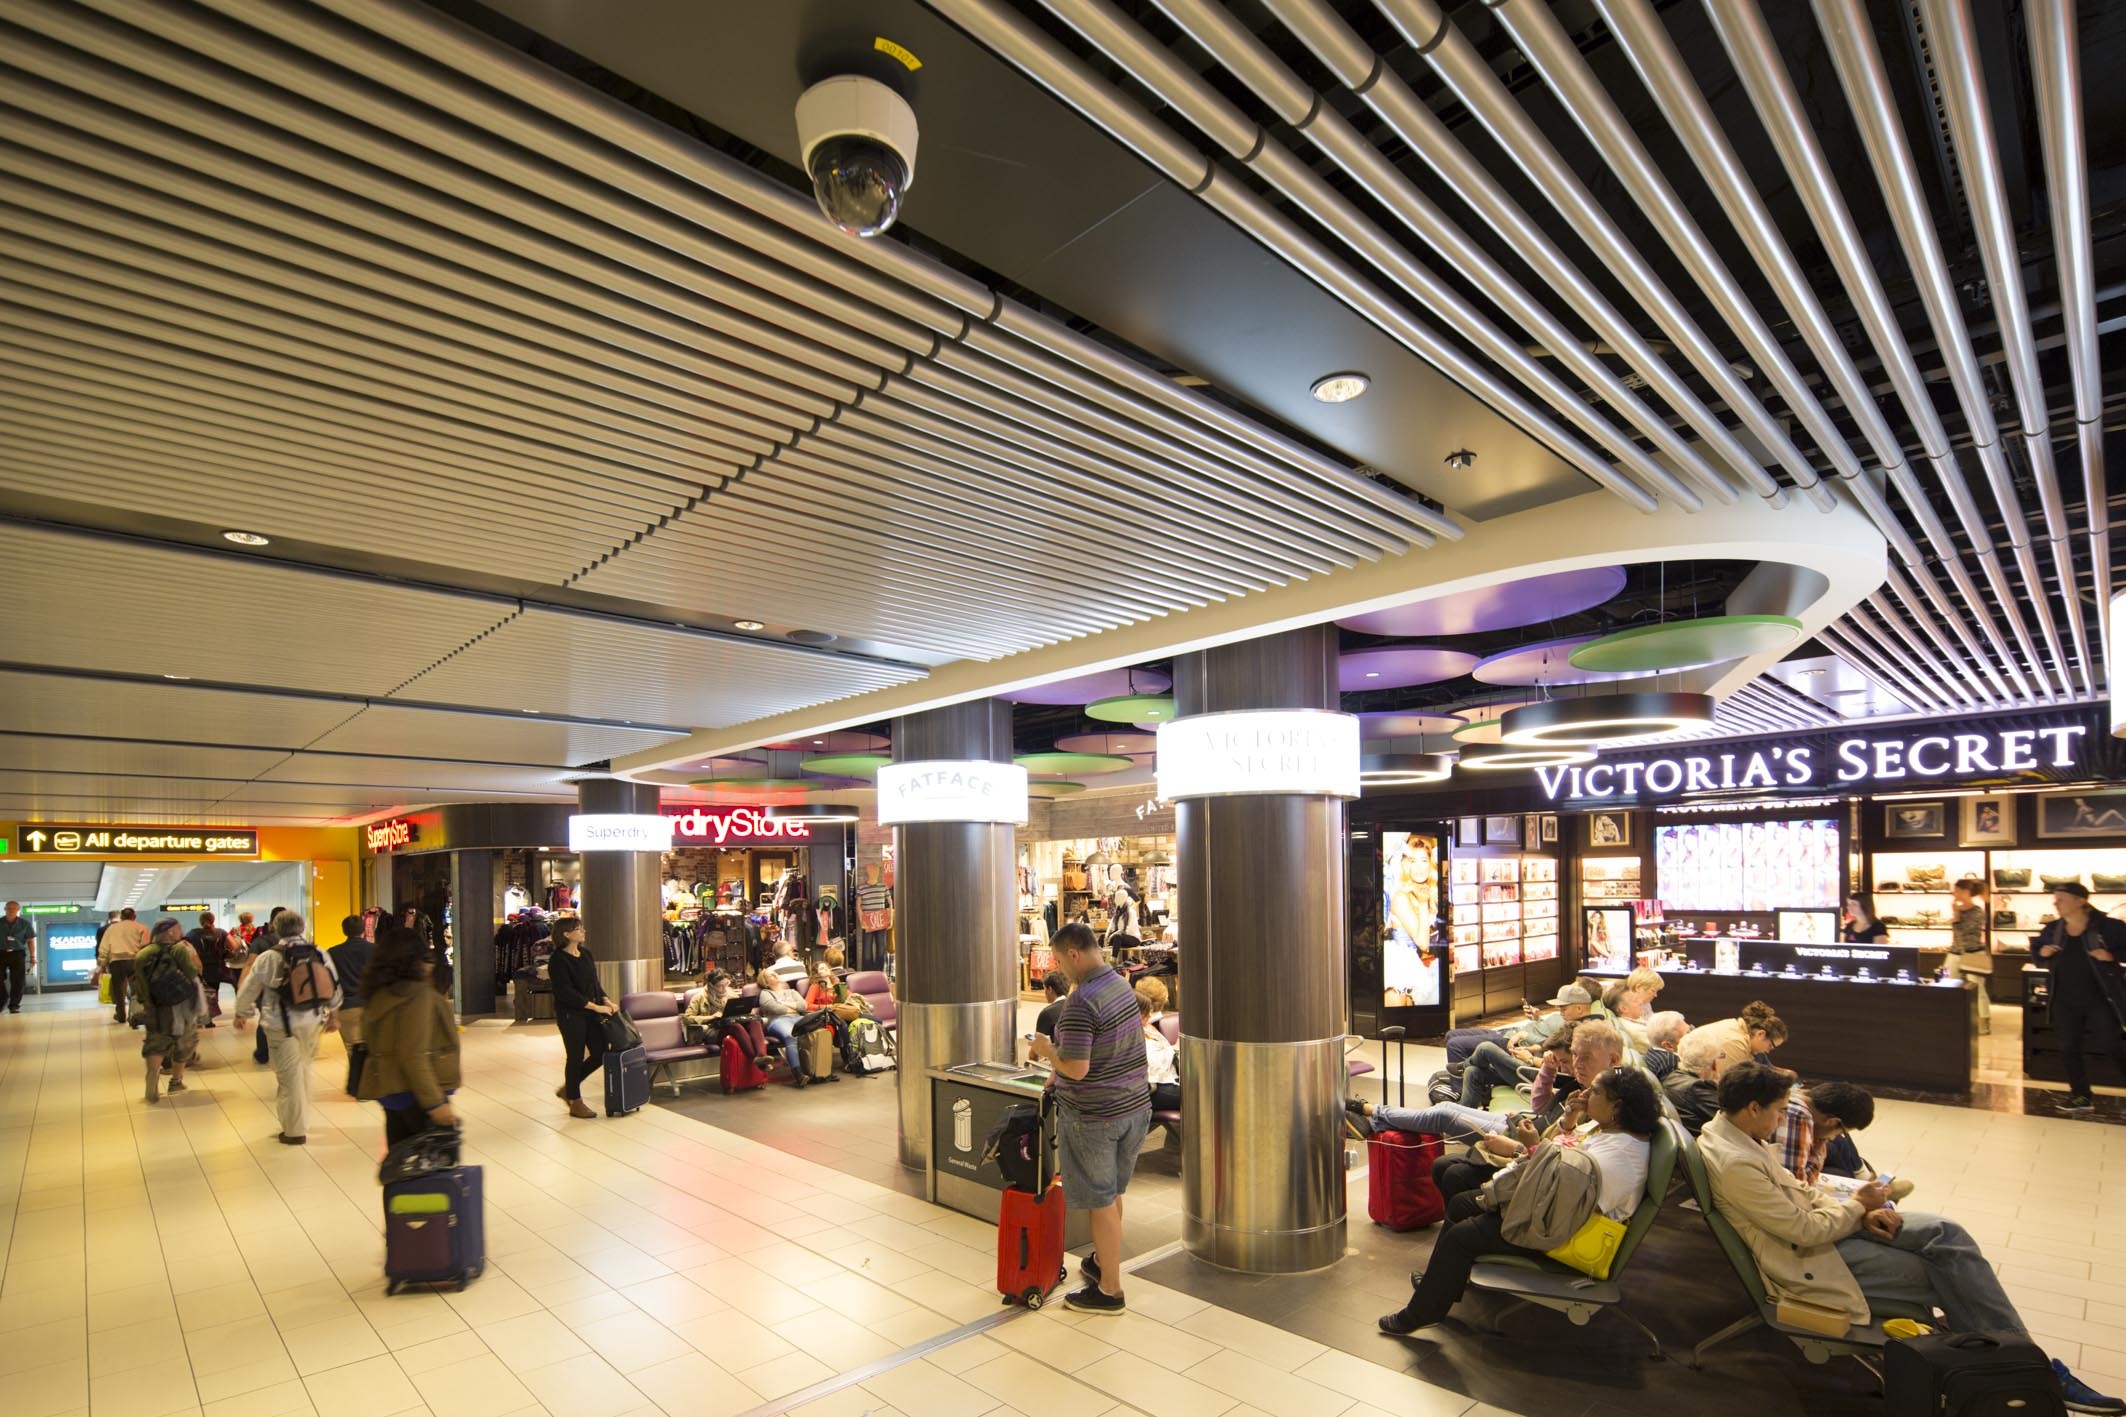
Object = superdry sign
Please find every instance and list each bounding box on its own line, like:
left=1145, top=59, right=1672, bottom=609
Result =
left=667, top=807, right=816, bottom=847
left=364, top=819, right=418, bottom=853
left=1537, top=720, right=2092, bottom=804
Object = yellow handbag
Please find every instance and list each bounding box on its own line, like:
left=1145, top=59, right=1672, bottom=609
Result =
left=97, top=974, right=113, bottom=1005
left=1545, top=1212, right=1628, bottom=1279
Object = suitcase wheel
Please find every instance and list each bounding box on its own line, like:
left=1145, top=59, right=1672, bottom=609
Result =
left=1022, top=1288, right=1044, bottom=1310
left=384, top=1280, right=399, bottom=1297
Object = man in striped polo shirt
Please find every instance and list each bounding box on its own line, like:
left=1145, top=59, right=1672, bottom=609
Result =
left=1028, top=922, right=1150, bottom=1314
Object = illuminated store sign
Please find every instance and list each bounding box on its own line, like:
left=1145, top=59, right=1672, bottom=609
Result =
left=1537, top=724, right=2088, bottom=802
left=877, top=761, right=1030, bottom=825
left=1156, top=710, right=1360, bottom=801
left=666, top=807, right=815, bottom=846
left=566, top=814, right=675, bottom=852
left=364, top=819, right=419, bottom=853
left=17, top=825, right=259, bottom=858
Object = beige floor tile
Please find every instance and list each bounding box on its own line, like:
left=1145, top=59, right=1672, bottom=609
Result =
left=575, top=1310, right=693, bottom=1374
left=0, top=1316, right=88, bottom=1376
left=859, top=1357, right=999, bottom=1417
left=614, top=1274, right=724, bottom=1327
left=1291, top=1349, right=1474, bottom=1416
left=302, top=1354, right=420, bottom=1417
left=519, top=1352, right=649, bottom=1417
left=1182, top=1350, right=1350, bottom=1417
left=785, top=1387, right=878, bottom=1417
left=390, top=1330, right=491, bottom=1377
left=926, top=1332, right=1011, bottom=1375
left=1173, top=1305, right=1328, bottom=1372
left=195, top=1353, right=304, bottom=1405
left=90, top=1359, right=202, bottom=1417
left=992, top=1311, right=1118, bottom=1373
left=474, top=1309, right=590, bottom=1370
left=280, top=1313, right=388, bottom=1377
left=861, top=1305, right=961, bottom=1348
left=961, top=1349, right=1117, bottom=1417
left=7, top=1354, right=88, bottom=1417
left=1071, top=1352, right=1240, bottom=1417
left=407, top=1352, right=537, bottom=1417
left=625, top=1350, right=759, bottom=1417
left=734, top=1350, right=837, bottom=1400
left=200, top=1377, right=315, bottom=1417
left=667, top=1308, right=797, bottom=1367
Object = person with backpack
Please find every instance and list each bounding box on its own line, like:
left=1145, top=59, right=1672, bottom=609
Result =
left=233, top=911, right=341, bottom=1145
left=133, top=919, right=203, bottom=1105
left=1378, top=1066, right=1658, bottom=1337
left=184, top=911, right=234, bottom=1027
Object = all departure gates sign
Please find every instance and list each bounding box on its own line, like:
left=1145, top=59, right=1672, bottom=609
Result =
left=17, top=824, right=260, bottom=857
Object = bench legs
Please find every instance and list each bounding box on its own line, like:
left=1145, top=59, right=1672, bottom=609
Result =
left=1689, top=1312, right=1763, bottom=1370
left=1491, top=1297, right=1663, bottom=1360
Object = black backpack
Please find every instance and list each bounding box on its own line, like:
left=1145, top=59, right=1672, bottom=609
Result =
left=981, top=1101, right=1049, bottom=1193
left=142, top=947, right=194, bottom=1008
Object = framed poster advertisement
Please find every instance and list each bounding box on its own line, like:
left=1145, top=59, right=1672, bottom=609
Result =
left=1381, top=832, right=1444, bottom=1008
left=1961, top=795, right=2016, bottom=847
left=1583, top=907, right=1633, bottom=972
left=1484, top=816, right=1522, bottom=847
left=1588, top=811, right=1632, bottom=848
left=2036, top=791, right=2126, bottom=839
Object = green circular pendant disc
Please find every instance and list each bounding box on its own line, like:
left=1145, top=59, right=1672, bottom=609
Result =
left=1027, top=780, right=1088, bottom=799
left=799, top=753, right=890, bottom=778
left=1087, top=694, right=1177, bottom=723
left=1015, top=751, right=1134, bottom=775
left=1570, top=614, right=1804, bottom=673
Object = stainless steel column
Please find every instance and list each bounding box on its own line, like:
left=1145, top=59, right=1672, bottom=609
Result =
left=576, top=777, right=664, bottom=1000
left=1174, top=627, right=1349, bottom=1273
left=893, top=701, right=1019, bottom=1169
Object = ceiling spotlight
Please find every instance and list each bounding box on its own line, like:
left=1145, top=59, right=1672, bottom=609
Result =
left=1359, top=752, right=1454, bottom=786
left=1456, top=742, right=1599, bottom=771
left=1444, top=448, right=1476, bottom=470
left=163, top=674, right=190, bottom=681
left=734, top=620, right=765, bottom=632
left=221, top=530, right=270, bottom=546
left=1499, top=692, right=1718, bottom=747
left=1310, top=371, right=1370, bottom=404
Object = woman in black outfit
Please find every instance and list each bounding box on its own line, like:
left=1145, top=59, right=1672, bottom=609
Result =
left=548, top=916, right=618, bottom=1118
left=1842, top=893, right=1890, bottom=945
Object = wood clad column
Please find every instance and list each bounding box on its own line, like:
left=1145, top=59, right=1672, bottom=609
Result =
left=892, top=700, right=1019, bottom=1169
left=575, top=778, right=664, bottom=1002
left=1174, top=626, right=1349, bottom=1272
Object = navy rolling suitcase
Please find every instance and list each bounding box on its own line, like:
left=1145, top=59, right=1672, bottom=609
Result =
left=604, top=1045, right=650, bottom=1117
left=384, top=1165, right=484, bottom=1294
left=1884, top=1332, right=2065, bottom=1417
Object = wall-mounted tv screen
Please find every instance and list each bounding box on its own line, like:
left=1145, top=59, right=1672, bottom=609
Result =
left=1654, top=819, right=1840, bottom=911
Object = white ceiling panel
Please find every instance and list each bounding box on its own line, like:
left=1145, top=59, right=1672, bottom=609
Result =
left=0, top=770, right=234, bottom=802
left=0, top=862, right=105, bottom=898
left=306, top=703, right=687, bottom=767
left=220, top=781, right=566, bottom=807
left=0, top=671, right=358, bottom=748
left=0, top=734, right=287, bottom=780
left=1, top=522, right=510, bottom=696
left=395, top=608, right=925, bottom=728
left=0, top=799, right=333, bottom=825
left=257, top=755, right=577, bottom=793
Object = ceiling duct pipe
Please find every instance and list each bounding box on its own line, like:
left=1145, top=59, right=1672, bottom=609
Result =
left=1397, top=0, right=2041, bottom=704
left=1673, top=0, right=2061, bottom=702
left=1155, top=0, right=1768, bottom=508
left=1256, top=0, right=1821, bottom=510
left=2024, top=0, right=2110, bottom=687
left=1916, top=0, right=2092, bottom=696
left=924, top=0, right=1680, bottom=513
left=1881, top=567, right=2005, bottom=708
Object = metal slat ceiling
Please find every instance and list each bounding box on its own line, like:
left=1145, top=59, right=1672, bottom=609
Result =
left=304, top=705, right=685, bottom=767
left=0, top=735, right=286, bottom=780
left=0, top=672, right=357, bottom=750
left=0, top=0, right=1445, bottom=669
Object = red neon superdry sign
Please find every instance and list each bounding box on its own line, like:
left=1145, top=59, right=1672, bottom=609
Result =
left=666, top=807, right=813, bottom=845
left=365, top=819, right=417, bottom=852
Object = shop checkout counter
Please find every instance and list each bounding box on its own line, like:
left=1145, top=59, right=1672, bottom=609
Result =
left=1591, top=937, right=1976, bottom=1092
left=926, top=1062, right=1090, bottom=1248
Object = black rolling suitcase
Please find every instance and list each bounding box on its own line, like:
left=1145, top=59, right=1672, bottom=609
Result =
left=603, top=1045, right=650, bottom=1116
left=1884, top=1332, right=2065, bottom=1417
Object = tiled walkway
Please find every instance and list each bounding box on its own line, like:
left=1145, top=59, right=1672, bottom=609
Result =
left=0, top=995, right=1519, bottom=1417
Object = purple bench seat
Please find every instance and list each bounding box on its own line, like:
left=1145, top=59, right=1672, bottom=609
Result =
left=621, top=992, right=710, bottom=1094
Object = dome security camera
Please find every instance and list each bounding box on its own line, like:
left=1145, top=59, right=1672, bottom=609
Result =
left=795, top=75, right=919, bottom=238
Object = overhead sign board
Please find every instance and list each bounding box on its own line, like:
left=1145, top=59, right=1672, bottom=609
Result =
left=1156, top=710, right=1360, bottom=801
left=1536, top=723, right=2090, bottom=803
left=16, top=825, right=259, bottom=858
left=364, top=818, right=419, bottom=853
left=566, top=814, right=675, bottom=852
left=877, top=761, right=1030, bottom=825
left=666, top=807, right=815, bottom=847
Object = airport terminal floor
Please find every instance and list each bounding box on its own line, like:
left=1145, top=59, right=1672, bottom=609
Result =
left=3, top=993, right=2122, bottom=1417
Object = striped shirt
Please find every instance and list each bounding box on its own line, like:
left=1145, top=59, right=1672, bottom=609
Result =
left=1052, top=965, right=1149, bottom=1120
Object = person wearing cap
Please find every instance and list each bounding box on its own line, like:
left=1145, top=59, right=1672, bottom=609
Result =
left=1454, top=983, right=1604, bottom=1104
left=2033, top=882, right=2126, bottom=1114
left=1352, top=1018, right=1628, bottom=1147
left=1442, top=983, right=1593, bottom=1070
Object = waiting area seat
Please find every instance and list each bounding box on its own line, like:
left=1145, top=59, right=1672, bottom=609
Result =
left=1675, top=1125, right=1930, bottom=1370
left=845, top=971, right=896, bottom=1030
left=1151, top=1014, right=1182, bottom=1136
left=1464, top=1117, right=1683, bottom=1356
left=620, top=991, right=711, bottom=1095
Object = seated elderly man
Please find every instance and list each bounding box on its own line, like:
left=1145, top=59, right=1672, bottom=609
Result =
left=1352, top=1020, right=1626, bottom=1153
left=1700, top=1063, right=2120, bottom=1415
left=1660, top=1028, right=1724, bottom=1135
left=1638, top=1011, right=1689, bottom=1080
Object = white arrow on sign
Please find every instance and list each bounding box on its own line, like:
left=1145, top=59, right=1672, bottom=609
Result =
left=24, top=831, right=46, bottom=849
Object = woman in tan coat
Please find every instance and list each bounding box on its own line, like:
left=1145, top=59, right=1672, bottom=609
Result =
left=355, top=926, right=460, bottom=1146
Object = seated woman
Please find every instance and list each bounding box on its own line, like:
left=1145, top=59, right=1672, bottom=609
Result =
left=757, top=967, right=821, bottom=1084
left=685, top=969, right=770, bottom=1068
left=804, top=961, right=861, bottom=1065
left=1432, top=1027, right=1586, bottom=1206
left=1139, top=990, right=1179, bottom=1112
left=1678, top=999, right=1786, bottom=1073
left=1379, top=1066, right=1660, bottom=1336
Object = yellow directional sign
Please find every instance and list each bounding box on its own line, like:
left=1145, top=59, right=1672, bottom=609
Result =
left=14, top=824, right=259, bottom=858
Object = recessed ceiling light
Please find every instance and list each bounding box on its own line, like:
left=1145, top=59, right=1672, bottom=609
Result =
left=221, top=529, right=270, bottom=546
left=734, top=619, right=765, bottom=631
left=1364, top=672, right=1380, bottom=678
left=163, top=674, right=190, bottom=681
left=1310, top=371, right=1370, bottom=403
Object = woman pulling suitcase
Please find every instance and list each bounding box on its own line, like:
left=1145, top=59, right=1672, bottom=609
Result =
left=548, top=917, right=620, bottom=1118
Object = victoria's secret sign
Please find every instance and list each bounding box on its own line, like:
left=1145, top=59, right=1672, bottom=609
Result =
left=1538, top=723, right=2089, bottom=803
left=666, top=807, right=816, bottom=847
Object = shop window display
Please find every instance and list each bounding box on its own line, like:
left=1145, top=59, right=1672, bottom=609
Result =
left=1654, top=819, right=1838, bottom=911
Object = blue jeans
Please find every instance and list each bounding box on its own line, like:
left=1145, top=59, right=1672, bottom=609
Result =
left=1836, top=1213, right=2023, bottom=1333
left=765, top=1015, right=801, bottom=1069
left=1445, top=1028, right=1508, bottom=1068
left=1371, top=1102, right=1508, bottom=1142
left=1459, top=1042, right=1530, bottom=1108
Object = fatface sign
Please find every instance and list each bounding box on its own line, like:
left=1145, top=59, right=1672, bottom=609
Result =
left=17, top=825, right=259, bottom=858
left=666, top=807, right=815, bottom=847
left=876, top=761, right=1030, bottom=826
left=1156, top=710, right=1360, bottom=801
left=1536, top=724, right=2089, bottom=803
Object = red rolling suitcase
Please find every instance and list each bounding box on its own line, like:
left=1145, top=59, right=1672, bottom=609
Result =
left=1365, top=1027, right=1446, bottom=1231
left=995, top=1092, right=1068, bottom=1309
left=719, top=1035, right=767, bottom=1093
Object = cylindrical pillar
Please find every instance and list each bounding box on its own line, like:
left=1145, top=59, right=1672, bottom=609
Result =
left=576, top=777, right=664, bottom=1001
left=1173, top=626, right=1350, bottom=1273
left=892, top=700, right=1019, bottom=1169
left=450, top=850, right=495, bottom=1016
